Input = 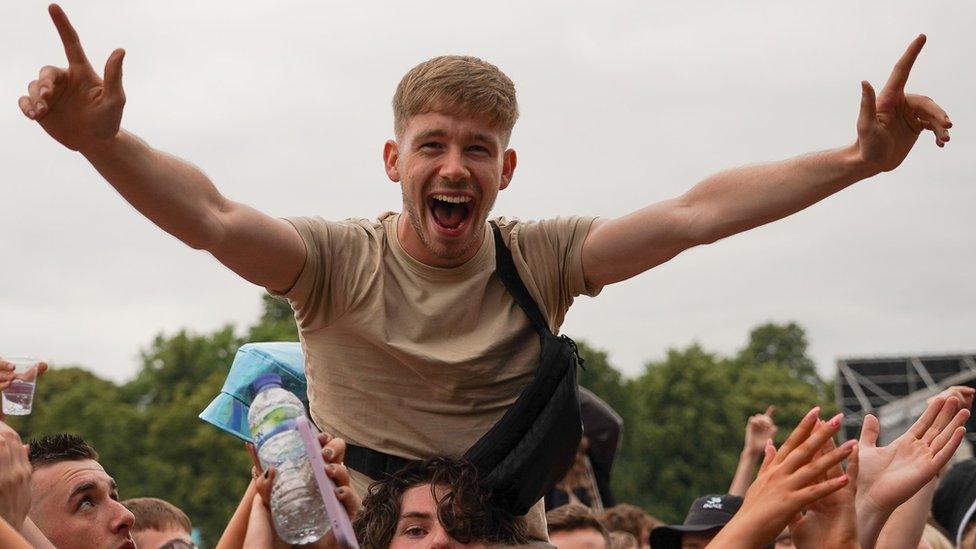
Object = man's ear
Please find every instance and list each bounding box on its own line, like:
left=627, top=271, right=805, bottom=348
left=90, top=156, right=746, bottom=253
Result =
left=383, top=140, right=400, bottom=182
left=500, top=148, right=517, bottom=190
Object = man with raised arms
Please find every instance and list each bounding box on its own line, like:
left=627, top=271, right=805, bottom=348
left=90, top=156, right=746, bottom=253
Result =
left=20, top=4, right=952, bottom=540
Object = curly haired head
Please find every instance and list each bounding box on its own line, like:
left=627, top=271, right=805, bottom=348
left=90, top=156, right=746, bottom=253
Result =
left=353, top=457, right=528, bottom=548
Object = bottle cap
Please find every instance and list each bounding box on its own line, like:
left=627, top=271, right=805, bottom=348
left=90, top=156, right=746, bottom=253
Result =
left=251, top=373, right=283, bottom=394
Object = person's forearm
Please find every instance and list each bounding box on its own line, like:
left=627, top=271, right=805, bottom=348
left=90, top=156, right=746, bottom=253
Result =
left=683, top=143, right=876, bottom=245
left=0, top=517, right=30, bottom=549
left=217, top=480, right=258, bottom=549
left=79, top=129, right=229, bottom=251
left=18, top=517, right=54, bottom=549
left=874, top=479, right=938, bottom=549
left=706, top=514, right=770, bottom=548
left=855, top=497, right=891, bottom=549
left=728, top=449, right=761, bottom=497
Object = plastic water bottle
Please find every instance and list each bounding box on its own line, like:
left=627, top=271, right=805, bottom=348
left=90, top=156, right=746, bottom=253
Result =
left=248, top=374, right=330, bottom=544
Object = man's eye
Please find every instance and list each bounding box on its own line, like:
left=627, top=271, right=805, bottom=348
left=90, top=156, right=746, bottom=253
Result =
left=467, top=145, right=489, bottom=154
left=78, top=496, right=95, bottom=510
left=420, top=142, right=442, bottom=150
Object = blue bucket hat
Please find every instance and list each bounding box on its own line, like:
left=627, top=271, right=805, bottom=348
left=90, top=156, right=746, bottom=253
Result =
left=198, top=342, right=308, bottom=442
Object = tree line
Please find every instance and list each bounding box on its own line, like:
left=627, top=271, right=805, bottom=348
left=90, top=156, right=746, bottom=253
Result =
left=6, top=295, right=834, bottom=543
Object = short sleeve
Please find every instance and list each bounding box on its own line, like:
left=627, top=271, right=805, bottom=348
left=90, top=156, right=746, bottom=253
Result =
left=508, top=216, right=601, bottom=332
left=268, top=216, right=379, bottom=332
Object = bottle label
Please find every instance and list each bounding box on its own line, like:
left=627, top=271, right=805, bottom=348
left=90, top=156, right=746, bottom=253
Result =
left=252, top=406, right=302, bottom=450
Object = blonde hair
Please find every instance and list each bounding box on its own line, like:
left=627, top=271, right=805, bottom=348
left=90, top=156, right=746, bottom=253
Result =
left=392, top=55, right=519, bottom=144
left=609, top=531, right=639, bottom=549
left=122, top=497, right=191, bottom=534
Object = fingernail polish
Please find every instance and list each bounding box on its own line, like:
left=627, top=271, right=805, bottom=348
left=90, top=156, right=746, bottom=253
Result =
left=829, top=413, right=843, bottom=427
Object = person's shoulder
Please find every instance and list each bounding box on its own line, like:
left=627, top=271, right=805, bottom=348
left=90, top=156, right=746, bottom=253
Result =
left=497, top=215, right=596, bottom=241
left=283, top=214, right=391, bottom=250
left=288, top=214, right=388, bottom=233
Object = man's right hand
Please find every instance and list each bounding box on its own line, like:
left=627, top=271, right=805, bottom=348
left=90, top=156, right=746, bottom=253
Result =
left=19, top=4, right=125, bottom=152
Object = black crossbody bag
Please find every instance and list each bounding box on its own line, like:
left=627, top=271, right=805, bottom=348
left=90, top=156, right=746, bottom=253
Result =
left=346, top=221, right=585, bottom=515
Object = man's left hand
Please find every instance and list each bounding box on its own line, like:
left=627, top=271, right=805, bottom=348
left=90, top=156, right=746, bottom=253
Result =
left=856, top=35, right=952, bottom=174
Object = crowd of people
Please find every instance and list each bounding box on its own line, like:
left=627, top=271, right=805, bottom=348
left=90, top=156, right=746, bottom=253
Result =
left=2, top=372, right=976, bottom=548
left=8, top=2, right=962, bottom=547
left=540, top=385, right=976, bottom=549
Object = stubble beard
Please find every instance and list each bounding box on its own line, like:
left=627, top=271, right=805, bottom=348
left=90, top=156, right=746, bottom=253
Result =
left=401, top=186, right=494, bottom=262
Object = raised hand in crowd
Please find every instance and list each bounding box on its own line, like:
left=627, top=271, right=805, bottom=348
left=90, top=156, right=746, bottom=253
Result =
left=0, top=417, right=31, bottom=533
left=870, top=385, right=973, bottom=549
left=233, top=433, right=359, bottom=549
left=789, top=435, right=860, bottom=549
left=708, top=407, right=855, bottom=548
left=855, top=395, right=970, bottom=549
left=929, top=385, right=975, bottom=411
left=0, top=358, right=48, bottom=392
left=729, top=406, right=777, bottom=496
left=19, top=4, right=125, bottom=152
left=854, top=34, right=951, bottom=172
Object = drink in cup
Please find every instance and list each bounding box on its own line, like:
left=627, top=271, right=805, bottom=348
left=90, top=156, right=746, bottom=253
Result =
left=2, top=357, right=41, bottom=415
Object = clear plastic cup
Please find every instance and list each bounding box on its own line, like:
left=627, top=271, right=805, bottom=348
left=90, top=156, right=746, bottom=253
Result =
left=2, top=357, right=41, bottom=415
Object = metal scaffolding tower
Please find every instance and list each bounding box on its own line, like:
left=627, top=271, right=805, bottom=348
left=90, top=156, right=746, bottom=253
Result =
left=835, top=353, right=976, bottom=444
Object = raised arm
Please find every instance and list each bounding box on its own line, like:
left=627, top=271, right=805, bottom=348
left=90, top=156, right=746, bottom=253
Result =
left=582, top=35, right=951, bottom=289
left=855, top=396, right=969, bottom=549
left=21, top=5, right=304, bottom=292
left=729, top=406, right=777, bottom=497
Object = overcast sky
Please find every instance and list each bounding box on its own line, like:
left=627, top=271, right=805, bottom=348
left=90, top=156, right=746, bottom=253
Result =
left=2, top=1, right=973, bottom=383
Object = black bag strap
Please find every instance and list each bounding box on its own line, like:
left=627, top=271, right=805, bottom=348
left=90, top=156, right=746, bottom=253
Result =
left=489, top=221, right=552, bottom=336
left=345, top=443, right=413, bottom=479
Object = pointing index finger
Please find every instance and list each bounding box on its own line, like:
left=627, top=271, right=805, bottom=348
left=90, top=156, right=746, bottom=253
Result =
left=883, top=34, right=926, bottom=94
left=764, top=405, right=776, bottom=418
left=49, top=4, right=91, bottom=68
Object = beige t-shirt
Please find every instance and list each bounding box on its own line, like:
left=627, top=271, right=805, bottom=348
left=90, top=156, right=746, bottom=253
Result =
left=273, top=211, right=599, bottom=459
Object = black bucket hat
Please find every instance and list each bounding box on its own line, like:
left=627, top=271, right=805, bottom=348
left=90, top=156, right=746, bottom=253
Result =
left=649, top=494, right=742, bottom=549
left=933, top=458, right=976, bottom=544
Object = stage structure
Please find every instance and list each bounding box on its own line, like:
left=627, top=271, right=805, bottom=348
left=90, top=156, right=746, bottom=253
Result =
left=835, top=353, right=976, bottom=445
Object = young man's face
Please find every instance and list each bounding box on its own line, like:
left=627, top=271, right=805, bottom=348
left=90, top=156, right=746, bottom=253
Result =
left=389, top=484, right=486, bottom=549
left=29, top=459, right=136, bottom=549
left=384, top=111, right=516, bottom=268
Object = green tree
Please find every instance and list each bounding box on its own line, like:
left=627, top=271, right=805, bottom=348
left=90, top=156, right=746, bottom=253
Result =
left=121, top=326, right=240, bottom=408
left=615, top=345, right=744, bottom=522
left=736, top=321, right=820, bottom=386
left=577, top=340, right=634, bottom=424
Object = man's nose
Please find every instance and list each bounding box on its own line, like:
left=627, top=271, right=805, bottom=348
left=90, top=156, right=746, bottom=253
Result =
left=111, top=500, right=136, bottom=534
left=438, top=147, right=469, bottom=183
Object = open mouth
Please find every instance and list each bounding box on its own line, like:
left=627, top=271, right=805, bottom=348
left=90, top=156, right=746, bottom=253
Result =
left=427, top=194, right=474, bottom=233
